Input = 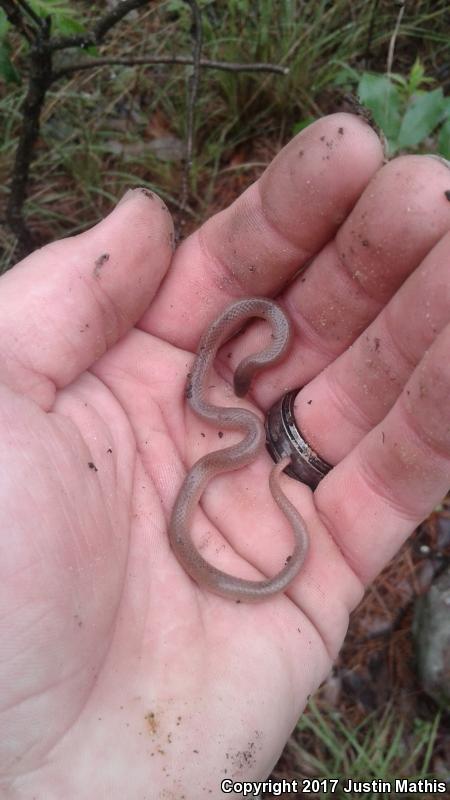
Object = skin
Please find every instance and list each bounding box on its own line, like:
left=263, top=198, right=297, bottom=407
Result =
left=169, top=297, right=309, bottom=601
left=1, top=114, right=450, bottom=798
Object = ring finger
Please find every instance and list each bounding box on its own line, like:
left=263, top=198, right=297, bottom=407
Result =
left=249, top=153, right=450, bottom=463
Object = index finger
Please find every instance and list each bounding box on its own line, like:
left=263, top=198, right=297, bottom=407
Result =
left=143, top=112, right=384, bottom=347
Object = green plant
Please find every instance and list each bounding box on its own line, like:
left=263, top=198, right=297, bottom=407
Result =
left=334, top=59, right=450, bottom=157
left=289, top=699, right=443, bottom=800
left=0, top=9, right=19, bottom=83
left=359, top=60, right=450, bottom=156
left=2, top=0, right=449, bottom=272
left=0, top=1, right=87, bottom=86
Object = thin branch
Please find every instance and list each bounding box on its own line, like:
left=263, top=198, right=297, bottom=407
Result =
left=2, top=0, right=289, bottom=261
left=181, top=0, right=202, bottom=211
left=52, top=54, right=289, bottom=82
left=48, top=0, right=154, bottom=51
left=5, top=14, right=53, bottom=255
left=0, top=0, right=34, bottom=42
left=15, top=0, right=43, bottom=28
left=2, top=0, right=153, bottom=259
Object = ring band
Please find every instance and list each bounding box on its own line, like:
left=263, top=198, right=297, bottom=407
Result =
left=265, top=389, right=332, bottom=489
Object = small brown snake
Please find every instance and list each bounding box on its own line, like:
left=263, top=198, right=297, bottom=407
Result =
left=169, top=297, right=309, bottom=601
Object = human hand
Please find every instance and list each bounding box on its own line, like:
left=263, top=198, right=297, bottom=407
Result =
left=1, top=113, right=449, bottom=798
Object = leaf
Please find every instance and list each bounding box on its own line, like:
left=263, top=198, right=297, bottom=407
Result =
left=407, top=58, right=426, bottom=95
left=397, top=88, right=445, bottom=149
left=440, top=95, right=450, bottom=120
left=0, top=9, right=10, bottom=38
left=54, top=16, right=86, bottom=36
left=29, top=0, right=75, bottom=15
left=357, top=73, right=402, bottom=141
left=28, top=0, right=84, bottom=34
left=0, top=40, right=20, bottom=84
left=438, top=117, right=450, bottom=159
left=332, top=62, right=360, bottom=87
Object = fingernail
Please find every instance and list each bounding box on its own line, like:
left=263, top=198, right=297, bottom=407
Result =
left=424, top=154, right=450, bottom=169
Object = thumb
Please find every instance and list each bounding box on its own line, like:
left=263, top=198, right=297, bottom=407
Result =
left=0, top=189, right=174, bottom=409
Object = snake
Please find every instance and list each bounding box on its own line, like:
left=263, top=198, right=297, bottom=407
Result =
left=168, top=297, right=309, bottom=601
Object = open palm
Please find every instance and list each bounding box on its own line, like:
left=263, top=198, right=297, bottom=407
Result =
left=2, top=114, right=450, bottom=799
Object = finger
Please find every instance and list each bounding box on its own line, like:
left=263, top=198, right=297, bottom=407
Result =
left=144, top=113, right=384, bottom=346
left=315, top=319, right=450, bottom=583
left=285, top=154, right=450, bottom=371
left=0, top=190, right=174, bottom=409
left=225, top=152, right=450, bottom=407
left=295, top=228, right=450, bottom=464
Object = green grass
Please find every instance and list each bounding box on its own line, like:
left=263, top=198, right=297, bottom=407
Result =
left=276, top=699, right=445, bottom=800
left=0, top=0, right=449, bottom=269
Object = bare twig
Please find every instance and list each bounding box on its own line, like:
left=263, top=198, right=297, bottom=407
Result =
left=5, top=14, right=52, bottom=256
left=52, top=55, right=288, bottom=83
left=15, top=0, right=44, bottom=28
left=2, top=0, right=152, bottom=258
left=48, top=0, right=154, bottom=51
left=181, top=0, right=202, bottom=210
left=0, top=0, right=35, bottom=41
left=2, top=0, right=288, bottom=262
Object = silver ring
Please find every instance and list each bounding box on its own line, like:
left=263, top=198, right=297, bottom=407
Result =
left=265, top=389, right=332, bottom=489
